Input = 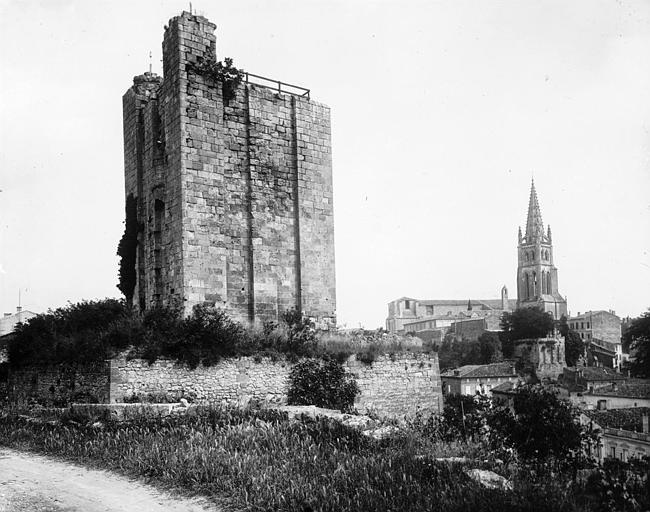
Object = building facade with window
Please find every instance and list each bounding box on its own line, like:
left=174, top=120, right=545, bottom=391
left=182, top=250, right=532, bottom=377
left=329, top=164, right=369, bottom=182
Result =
left=569, top=310, right=621, bottom=344
left=569, top=310, right=622, bottom=368
left=441, top=362, right=519, bottom=396
left=386, top=288, right=515, bottom=334
left=581, top=408, right=650, bottom=462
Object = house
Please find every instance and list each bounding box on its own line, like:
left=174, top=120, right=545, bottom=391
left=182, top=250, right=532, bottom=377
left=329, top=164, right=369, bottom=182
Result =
left=582, top=407, right=650, bottom=462
left=562, top=367, right=627, bottom=393
left=441, top=362, right=519, bottom=396
left=571, top=379, right=650, bottom=410
left=569, top=310, right=621, bottom=345
left=569, top=310, right=623, bottom=369
left=0, top=307, right=37, bottom=337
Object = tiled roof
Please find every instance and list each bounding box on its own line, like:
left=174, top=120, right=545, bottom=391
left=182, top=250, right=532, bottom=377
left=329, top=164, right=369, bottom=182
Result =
left=586, top=379, right=650, bottom=399
left=491, top=381, right=518, bottom=394
left=441, top=362, right=517, bottom=379
left=583, top=407, right=650, bottom=432
left=567, top=366, right=626, bottom=382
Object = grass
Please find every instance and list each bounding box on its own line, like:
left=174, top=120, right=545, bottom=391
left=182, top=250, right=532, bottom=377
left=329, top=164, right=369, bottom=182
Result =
left=0, top=405, right=603, bottom=512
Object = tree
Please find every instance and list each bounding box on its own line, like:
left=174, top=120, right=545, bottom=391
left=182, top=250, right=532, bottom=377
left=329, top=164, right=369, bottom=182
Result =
left=486, top=384, right=585, bottom=460
left=437, top=333, right=483, bottom=370
left=623, top=310, right=650, bottom=378
left=558, top=315, right=584, bottom=366
left=116, top=194, right=141, bottom=307
left=478, top=332, right=503, bottom=363
left=500, top=307, right=554, bottom=342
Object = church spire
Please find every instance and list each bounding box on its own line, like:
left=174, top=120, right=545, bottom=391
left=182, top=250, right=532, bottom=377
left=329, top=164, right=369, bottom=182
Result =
left=525, top=179, right=544, bottom=241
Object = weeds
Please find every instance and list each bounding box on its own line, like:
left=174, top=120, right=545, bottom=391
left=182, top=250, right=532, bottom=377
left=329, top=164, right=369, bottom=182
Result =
left=0, top=406, right=611, bottom=511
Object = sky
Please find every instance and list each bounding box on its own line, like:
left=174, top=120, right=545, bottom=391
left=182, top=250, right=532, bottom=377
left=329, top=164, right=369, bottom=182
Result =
left=0, top=0, right=649, bottom=328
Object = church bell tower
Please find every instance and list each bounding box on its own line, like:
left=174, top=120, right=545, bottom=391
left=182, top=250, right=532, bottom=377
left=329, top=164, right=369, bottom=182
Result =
left=516, top=180, right=568, bottom=319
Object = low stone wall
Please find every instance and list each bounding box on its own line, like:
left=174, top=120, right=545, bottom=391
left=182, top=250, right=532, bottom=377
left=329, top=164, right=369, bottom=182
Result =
left=9, top=353, right=442, bottom=417
left=8, top=362, right=110, bottom=405
left=108, top=357, right=290, bottom=405
left=347, top=353, right=441, bottom=416
left=109, top=353, right=442, bottom=417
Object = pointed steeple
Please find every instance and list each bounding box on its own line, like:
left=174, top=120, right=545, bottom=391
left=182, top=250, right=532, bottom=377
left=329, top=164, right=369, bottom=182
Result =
left=525, top=179, right=544, bottom=241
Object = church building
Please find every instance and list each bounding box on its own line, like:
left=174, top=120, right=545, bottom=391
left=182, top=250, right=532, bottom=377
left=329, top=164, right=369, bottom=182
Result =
left=516, top=180, right=568, bottom=319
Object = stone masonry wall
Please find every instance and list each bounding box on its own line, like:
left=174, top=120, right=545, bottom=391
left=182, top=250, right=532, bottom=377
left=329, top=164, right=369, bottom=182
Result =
left=7, top=353, right=441, bottom=417
left=8, top=362, right=110, bottom=405
left=123, top=12, right=335, bottom=325
left=109, top=353, right=441, bottom=418
left=514, top=336, right=566, bottom=380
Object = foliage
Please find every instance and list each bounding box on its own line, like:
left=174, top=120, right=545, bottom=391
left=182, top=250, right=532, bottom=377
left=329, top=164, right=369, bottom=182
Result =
left=559, top=315, right=585, bottom=366
left=564, top=331, right=585, bottom=367
left=0, top=405, right=611, bottom=512
left=8, top=299, right=127, bottom=367
left=189, top=54, right=244, bottom=102
left=116, top=194, right=140, bottom=306
left=478, top=332, right=504, bottom=363
left=171, top=304, right=245, bottom=368
left=437, top=332, right=502, bottom=370
left=437, top=333, right=481, bottom=370
left=486, top=385, right=586, bottom=460
left=7, top=301, right=325, bottom=369
left=440, top=393, right=493, bottom=441
left=281, top=308, right=318, bottom=356
left=500, top=307, right=555, bottom=342
left=623, top=310, right=650, bottom=377
left=287, top=359, right=359, bottom=413
left=586, top=457, right=650, bottom=512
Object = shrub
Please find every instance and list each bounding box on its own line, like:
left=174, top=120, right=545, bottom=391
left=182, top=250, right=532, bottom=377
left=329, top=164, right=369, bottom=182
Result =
left=8, top=299, right=127, bottom=367
left=586, top=457, right=650, bottom=512
left=486, top=384, right=585, bottom=460
left=440, top=393, right=492, bottom=441
left=287, top=359, right=359, bottom=413
left=500, top=307, right=555, bottom=341
left=282, top=308, right=317, bottom=356
left=356, top=343, right=379, bottom=365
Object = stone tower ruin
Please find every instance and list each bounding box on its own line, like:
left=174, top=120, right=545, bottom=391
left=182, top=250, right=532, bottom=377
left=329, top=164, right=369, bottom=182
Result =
left=122, top=12, right=336, bottom=326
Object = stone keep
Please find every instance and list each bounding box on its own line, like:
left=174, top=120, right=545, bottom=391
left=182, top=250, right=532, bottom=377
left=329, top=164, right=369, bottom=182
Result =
left=122, top=12, right=336, bottom=326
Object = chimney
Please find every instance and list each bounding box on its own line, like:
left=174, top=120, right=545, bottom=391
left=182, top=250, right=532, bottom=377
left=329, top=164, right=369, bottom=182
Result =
left=643, top=413, right=649, bottom=434
left=16, top=306, right=22, bottom=313
left=454, top=370, right=460, bottom=376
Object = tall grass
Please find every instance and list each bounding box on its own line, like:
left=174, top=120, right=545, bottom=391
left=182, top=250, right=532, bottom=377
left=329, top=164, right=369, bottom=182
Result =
left=0, top=406, right=594, bottom=511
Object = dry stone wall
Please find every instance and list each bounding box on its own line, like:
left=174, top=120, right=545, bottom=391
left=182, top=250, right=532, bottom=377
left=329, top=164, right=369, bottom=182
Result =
left=8, top=353, right=442, bottom=417
left=8, top=362, right=110, bottom=405
left=108, top=353, right=441, bottom=417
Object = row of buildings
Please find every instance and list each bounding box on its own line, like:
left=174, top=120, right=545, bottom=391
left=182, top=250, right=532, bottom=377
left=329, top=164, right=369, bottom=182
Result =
left=386, top=181, right=625, bottom=370
left=388, top=181, right=645, bottom=462
left=440, top=361, right=649, bottom=463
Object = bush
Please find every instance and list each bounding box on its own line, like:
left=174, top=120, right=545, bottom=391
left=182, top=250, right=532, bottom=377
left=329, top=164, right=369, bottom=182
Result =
left=500, top=307, right=555, bottom=341
left=287, top=359, right=359, bottom=413
left=440, top=393, right=492, bottom=441
left=8, top=299, right=127, bottom=367
left=486, top=384, right=585, bottom=461
left=586, top=457, right=650, bottom=512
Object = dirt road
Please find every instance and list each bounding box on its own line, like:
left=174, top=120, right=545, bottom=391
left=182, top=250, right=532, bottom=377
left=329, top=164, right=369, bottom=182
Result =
left=0, top=448, right=220, bottom=512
